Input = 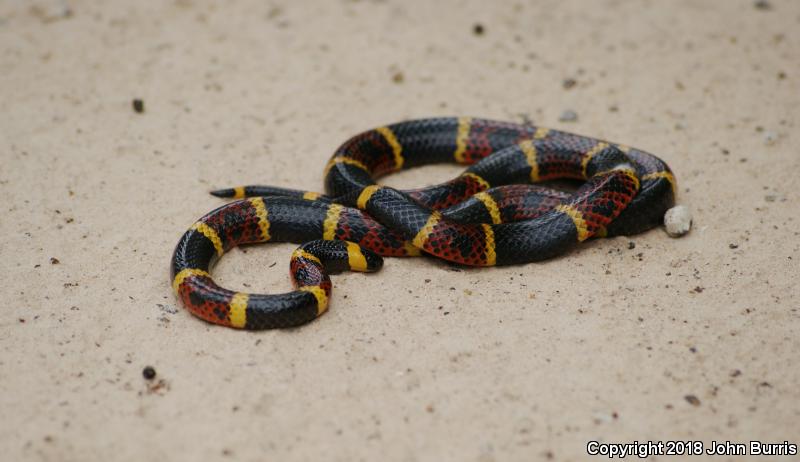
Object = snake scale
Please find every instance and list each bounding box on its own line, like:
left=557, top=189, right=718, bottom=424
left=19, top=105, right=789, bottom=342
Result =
left=171, top=117, right=676, bottom=329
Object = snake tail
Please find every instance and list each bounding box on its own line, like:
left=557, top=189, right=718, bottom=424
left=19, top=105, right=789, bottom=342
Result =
left=210, top=185, right=327, bottom=202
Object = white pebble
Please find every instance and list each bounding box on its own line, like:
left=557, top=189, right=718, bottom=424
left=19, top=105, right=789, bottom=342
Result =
left=664, top=205, right=692, bottom=237
left=559, top=109, right=578, bottom=122
left=763, top=131, right=778, bottom=145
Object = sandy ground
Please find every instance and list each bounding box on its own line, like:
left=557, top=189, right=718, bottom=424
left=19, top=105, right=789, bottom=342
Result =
left=2, top=0, right=799, bottom=460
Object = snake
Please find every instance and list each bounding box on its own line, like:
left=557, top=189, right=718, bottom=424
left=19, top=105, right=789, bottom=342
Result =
left=171, top=117, right=676, bottom=329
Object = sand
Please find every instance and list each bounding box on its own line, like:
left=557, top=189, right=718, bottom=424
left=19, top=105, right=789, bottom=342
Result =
left=1, top=0, right=798, bottom=460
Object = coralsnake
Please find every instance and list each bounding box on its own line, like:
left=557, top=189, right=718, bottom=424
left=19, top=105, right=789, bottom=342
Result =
left=171, top=117, right=676, bottom=329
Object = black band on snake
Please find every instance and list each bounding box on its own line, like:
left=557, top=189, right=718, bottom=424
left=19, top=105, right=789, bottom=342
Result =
left=171, top=117, right=676, bottom=329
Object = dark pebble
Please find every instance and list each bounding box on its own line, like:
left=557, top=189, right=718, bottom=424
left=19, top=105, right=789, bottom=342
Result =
left=142, top=366, right=156, bottom=380
left=562, top=78, right=577, bottom=89
left=132, top=99, right=145, bottom=113
left=729, top=243, right=738, bottom=249
left=684, top=395, right=701, bottom=406
left=473, top=23, right=484, bottom=35
left=628, top=241, right=636, bottom=250
left=50, top=257, right=60, bottom=264
left=754, top=0, right=771, bottom=10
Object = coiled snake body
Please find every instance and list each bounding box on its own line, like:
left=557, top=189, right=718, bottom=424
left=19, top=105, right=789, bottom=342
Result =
left=171, top=117, right=675, bottom=329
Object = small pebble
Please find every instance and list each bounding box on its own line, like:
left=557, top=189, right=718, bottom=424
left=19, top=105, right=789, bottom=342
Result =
left=562, top=78, right=577, bottom=89
left=142, top=366, right=157, bottom=380
left=763, top=131, right=778, bottom=145
left=473, top=24, right=485, bottom=35
left=664, top=205, right=692, bottom=237
left=628, top=241, right=636, bottom=250
left=754, top=0, right=771, bottom=10
left=391, top=71, right=404, bottom=84
left=50, top=257, right=60, bottom=264
left=559, top=109, right=578, bottom=122
left=685, top=395, right=701, bottom=406
left=132, top=99, right=145, bottom=113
